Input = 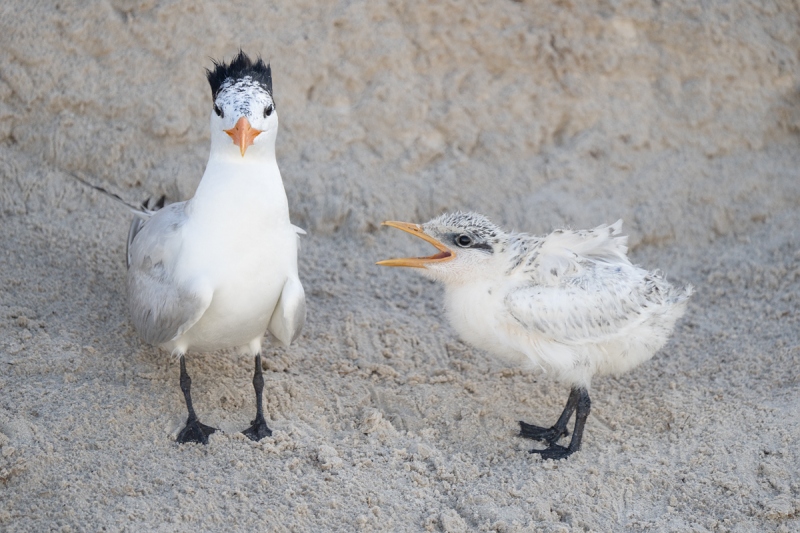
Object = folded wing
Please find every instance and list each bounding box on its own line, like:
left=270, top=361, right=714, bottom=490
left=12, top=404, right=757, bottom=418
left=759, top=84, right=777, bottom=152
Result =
left=267, top=276, right=306, bottom=347
left=126, top=202, right=212, bottom=345
left=503, top=221, right=681, bottom=345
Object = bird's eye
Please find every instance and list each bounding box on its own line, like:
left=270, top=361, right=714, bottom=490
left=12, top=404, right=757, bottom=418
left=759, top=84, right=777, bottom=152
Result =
left=213, top=104, right=223, bottom=118
left=456, top=234, right=473, bottom=247
left=264, top=104, right=274, bottom=117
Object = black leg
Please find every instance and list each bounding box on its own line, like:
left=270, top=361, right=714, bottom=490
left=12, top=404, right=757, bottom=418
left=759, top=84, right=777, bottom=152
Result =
left=528, top=387, right=591, bottom=460
left=242, top=353, right=272, bottom=441
left=176, top=355, right=217, bottom=444
left=519, top=387, right=580, bottom=445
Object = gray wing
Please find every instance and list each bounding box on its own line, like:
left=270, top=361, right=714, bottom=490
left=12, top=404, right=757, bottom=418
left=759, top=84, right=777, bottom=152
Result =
left=126, top=196, right=167, bottom=269
left=503, top=263, right=676, bottom=346
left=502, top=220, right=692, bottom=348
left=267, top=276, right=306, bottom=348
left=126, top=216, right=145, bottom=269
left=126, top=202, right=212, bottom=346
left=502, top=220, right=643, bottom=344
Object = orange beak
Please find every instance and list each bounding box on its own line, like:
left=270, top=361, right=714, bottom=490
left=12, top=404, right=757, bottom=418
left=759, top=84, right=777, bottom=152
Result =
left=376, top=221, right=455, bottom=268
left=224, top=116, right=262, bottom=157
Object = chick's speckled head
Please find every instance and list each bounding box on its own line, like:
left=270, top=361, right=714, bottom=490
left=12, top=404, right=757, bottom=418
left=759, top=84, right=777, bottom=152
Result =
left=423, top=212, right=504, bottom=249
left=378, top=212, right=507, bottom=283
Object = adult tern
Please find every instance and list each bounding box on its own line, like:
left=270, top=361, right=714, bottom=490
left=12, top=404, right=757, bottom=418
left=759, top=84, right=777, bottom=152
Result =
left=125, top=51, right=305, bottom=444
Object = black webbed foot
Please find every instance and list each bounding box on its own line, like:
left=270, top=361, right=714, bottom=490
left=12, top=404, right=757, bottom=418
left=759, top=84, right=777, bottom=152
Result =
left=529, top=443, right=574, bottom=460
left=519, top=421, right=569, bottom=445
left=242, top=415, right=272, bottom=441
left=519, top=387, right=591, bottom=460
left=177, top=416, right=217, bottom=445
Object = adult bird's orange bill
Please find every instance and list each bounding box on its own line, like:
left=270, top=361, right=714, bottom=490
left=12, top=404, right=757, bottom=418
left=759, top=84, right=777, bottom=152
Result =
left=225, top=116, right=262, bottom=157
left=378, top=212, right=692, bottom=460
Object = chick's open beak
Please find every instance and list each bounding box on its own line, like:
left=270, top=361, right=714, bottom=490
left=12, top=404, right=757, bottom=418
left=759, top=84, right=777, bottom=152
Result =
left=376, top=221, right=455, bottom=268
left=225, top=116, right=262, bottom=157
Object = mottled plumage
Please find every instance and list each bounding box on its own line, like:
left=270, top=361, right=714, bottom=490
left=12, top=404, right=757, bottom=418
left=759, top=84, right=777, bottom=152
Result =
left=206, top=50, right=272, bottom=99
left=379, top=212, right=692, bottom=459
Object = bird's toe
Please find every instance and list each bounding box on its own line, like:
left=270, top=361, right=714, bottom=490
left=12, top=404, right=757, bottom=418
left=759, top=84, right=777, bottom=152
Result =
left=242, top=416, right=272, bottom=441
left=529, top=444, right=574, bottom=460
left=519, top=421, right=569, bottom=445
left=177, top=419, right=218, bottom=445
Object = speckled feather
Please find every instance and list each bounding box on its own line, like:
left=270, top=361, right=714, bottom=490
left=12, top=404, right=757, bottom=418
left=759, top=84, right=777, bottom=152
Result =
left=206, top=50, right=272, bottom=99
left=418, top=213, right=693, bottom=388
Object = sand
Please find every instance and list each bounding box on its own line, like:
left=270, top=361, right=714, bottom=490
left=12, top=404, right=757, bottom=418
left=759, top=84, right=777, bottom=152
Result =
left=1, top=0, right=799, bottom=531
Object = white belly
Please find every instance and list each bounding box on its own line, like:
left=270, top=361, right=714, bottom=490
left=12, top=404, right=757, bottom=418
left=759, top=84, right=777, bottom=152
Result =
left=445, top=280, right=685, bottom=388
left=170, top=220, right=297, bottom=354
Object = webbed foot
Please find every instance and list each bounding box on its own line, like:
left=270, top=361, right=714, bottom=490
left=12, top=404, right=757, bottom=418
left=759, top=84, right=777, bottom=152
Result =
left=529, top=444, right=574, bottom=460
left=519, top=421, right=569, bottom=445
left=242, top=414, right=272, bottom=442
left=177, top=417, right=217, bottom=444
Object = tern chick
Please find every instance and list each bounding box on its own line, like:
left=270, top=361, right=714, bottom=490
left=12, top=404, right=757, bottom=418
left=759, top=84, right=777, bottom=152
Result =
left=378, top=212, right=692, bottom=459
left=126, top=51, right=306, bottom=444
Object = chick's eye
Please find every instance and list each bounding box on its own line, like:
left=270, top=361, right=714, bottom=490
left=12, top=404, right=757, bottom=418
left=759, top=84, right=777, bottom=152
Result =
left=213, top=104, right=223, bottom=118
left=456, top=234, right=473, bottom=247
left=264, top=104, right=274, bottom=117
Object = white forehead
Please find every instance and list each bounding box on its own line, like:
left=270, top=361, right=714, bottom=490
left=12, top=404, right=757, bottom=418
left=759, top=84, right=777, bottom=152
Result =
left=215, top=77, right=274, bottom=117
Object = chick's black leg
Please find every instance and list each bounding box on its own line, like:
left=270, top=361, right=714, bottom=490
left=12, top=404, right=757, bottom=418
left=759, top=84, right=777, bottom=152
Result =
left=242, top=353, right=272, bottom=441
left=530, top=388, right=591, bottom=460
left=519, top=387, right=580, bottom=445
left=176, top=355, right=217, bottom=444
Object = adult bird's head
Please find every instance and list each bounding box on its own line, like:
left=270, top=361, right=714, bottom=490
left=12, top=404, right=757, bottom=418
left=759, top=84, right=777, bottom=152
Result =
left=377, top=212, right=506, bottom=283
left=206, top=50, right=277, bottom=158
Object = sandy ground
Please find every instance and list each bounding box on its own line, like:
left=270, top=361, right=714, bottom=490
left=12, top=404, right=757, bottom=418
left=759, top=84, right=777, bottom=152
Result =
left=1, top=1, right=799, bottom=531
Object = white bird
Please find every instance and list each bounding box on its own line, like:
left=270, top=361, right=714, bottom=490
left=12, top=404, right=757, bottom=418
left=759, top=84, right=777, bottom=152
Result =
left=378, top=212, right=692, bottom=459
left=124, top=51, right=306, bottom=444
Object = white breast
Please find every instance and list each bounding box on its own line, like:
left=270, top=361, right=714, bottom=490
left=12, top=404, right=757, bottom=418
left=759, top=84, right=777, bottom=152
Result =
left=444, top=282, right=531, bottom=367
left=167, top=159, right=298, bottom=353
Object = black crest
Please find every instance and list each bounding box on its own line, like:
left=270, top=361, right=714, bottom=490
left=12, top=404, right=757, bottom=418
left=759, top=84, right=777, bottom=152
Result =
left=206, top=50, right=272, bottom=99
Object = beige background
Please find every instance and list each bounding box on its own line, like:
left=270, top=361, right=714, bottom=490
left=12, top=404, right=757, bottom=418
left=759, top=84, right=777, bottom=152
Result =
left=1, top=1, right=799, bottom=531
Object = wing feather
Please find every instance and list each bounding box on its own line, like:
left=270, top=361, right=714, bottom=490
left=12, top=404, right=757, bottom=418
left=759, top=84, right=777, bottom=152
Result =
left=126, top=202, right=211, bottom=346
left=504, top=269, right=653, bottom=345
left=503, top=221, right=682, bottom=345
left=267, top=276, right=306, bottom=347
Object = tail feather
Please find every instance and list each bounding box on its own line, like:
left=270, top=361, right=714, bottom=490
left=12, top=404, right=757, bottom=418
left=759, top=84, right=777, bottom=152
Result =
left=70, top=172, right=149, bottom=214
left=70, top=172, right=166, bottom=268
